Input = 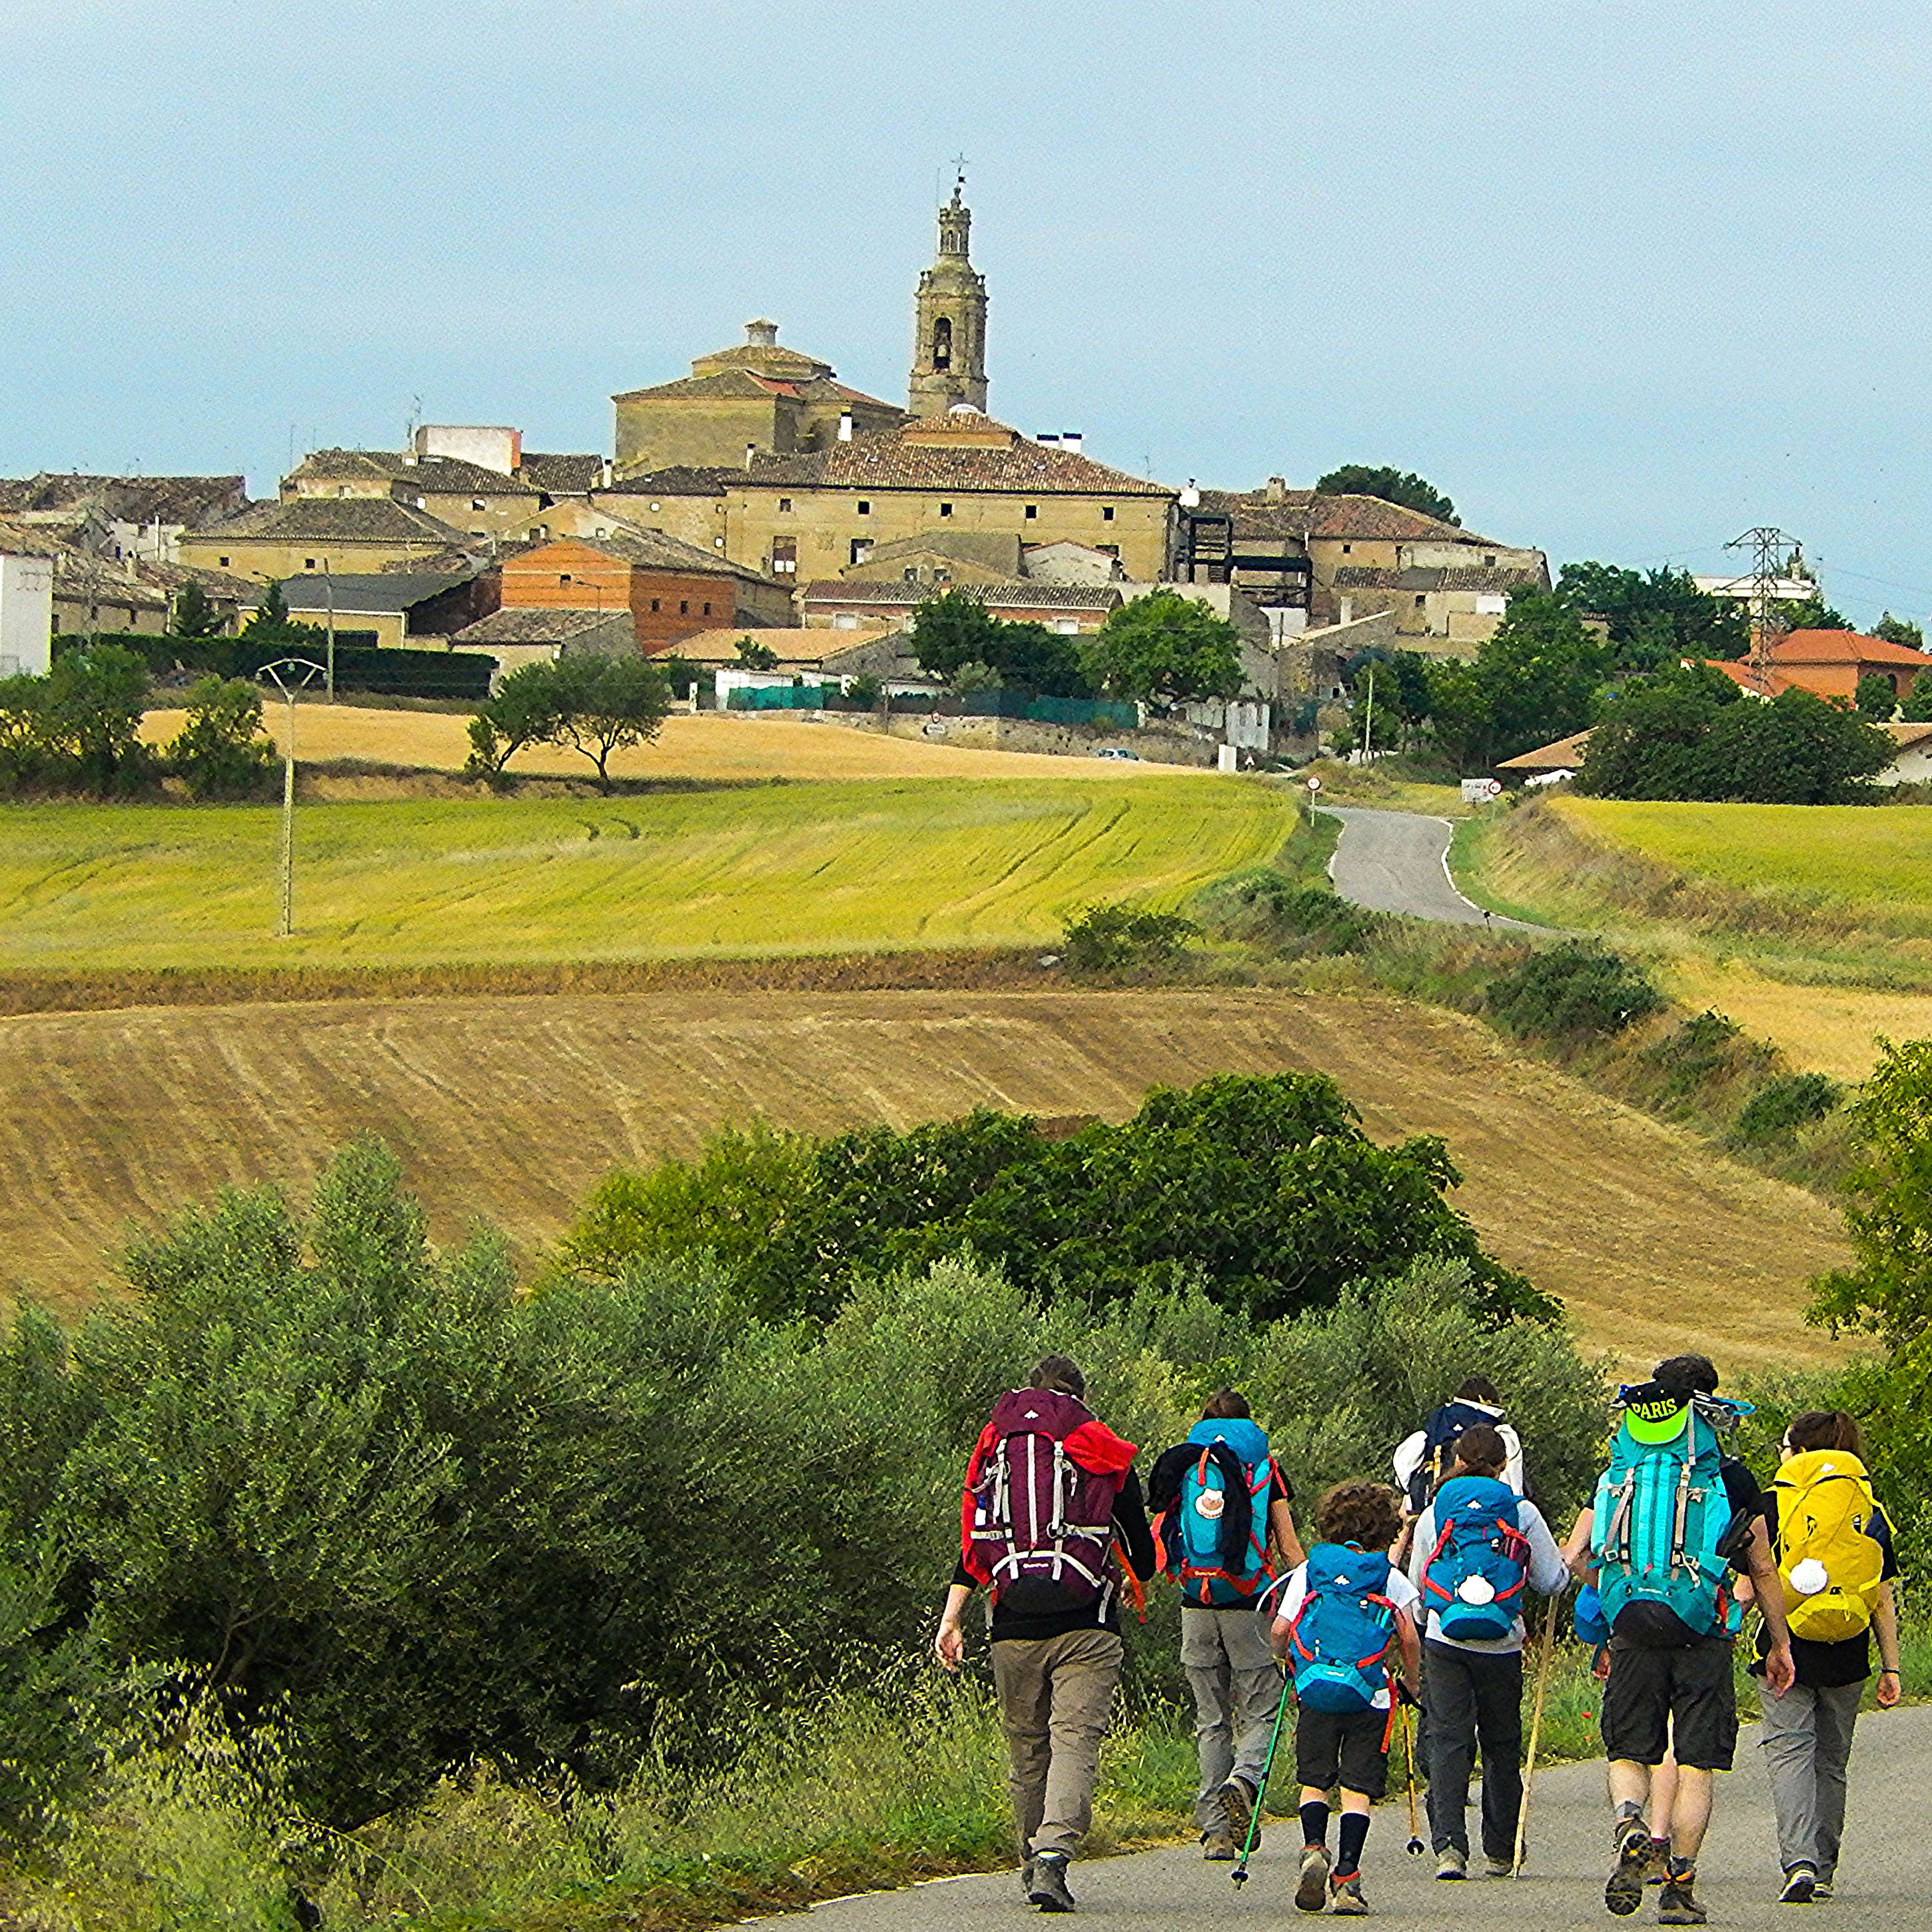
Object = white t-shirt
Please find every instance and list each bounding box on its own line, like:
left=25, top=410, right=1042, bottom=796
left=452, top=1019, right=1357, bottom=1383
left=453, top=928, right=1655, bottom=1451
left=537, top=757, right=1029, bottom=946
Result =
left=1405, top=1496, right=1569, bottom=1655
left=1272, top=1554, right=1421, bottom=1710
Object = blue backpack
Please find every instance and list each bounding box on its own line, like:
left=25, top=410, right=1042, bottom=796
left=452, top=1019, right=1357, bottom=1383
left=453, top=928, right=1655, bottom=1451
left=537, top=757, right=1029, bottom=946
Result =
left=1420, top=1475, right=1530, bottom=1644
left=1590, top=1395, right=1747, bottom=1644
left=1175, top=1418, right=1276, bottom=1609
left=1287, top=1542, right=1399, bottom=1713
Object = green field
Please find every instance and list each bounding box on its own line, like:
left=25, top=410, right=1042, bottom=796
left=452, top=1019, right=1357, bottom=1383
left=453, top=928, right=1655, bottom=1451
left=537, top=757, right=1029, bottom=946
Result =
left=0, top=777, right=1292, bottom=973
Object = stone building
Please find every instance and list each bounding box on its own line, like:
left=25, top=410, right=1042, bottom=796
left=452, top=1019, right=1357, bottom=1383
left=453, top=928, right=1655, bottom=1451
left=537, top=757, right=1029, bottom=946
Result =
left=179, top=496, right=465, bottom=580
left=801, top=577, right=1121, bottom=633
left=611, top=322, right=905, bottom=476
left=0, top=474, right=246, bottom=565
left=908, top=177, right=989, bottom=418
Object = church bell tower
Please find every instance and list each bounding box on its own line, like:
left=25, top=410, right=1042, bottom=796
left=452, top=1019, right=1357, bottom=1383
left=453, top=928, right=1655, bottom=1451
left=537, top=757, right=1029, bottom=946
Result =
left=909, top=171, right=989, bottom=418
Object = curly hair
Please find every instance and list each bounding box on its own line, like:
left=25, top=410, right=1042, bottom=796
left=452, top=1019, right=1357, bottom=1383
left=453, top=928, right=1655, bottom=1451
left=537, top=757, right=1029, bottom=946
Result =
left=1314, top=1479, right=1403, bottom=1554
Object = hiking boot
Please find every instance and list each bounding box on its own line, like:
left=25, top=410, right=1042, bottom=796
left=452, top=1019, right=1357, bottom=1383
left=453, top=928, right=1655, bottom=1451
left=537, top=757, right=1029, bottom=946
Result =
left=1295, top=1844, right=1332, bottom=1913
left=1659, top=1870, right=1707, bottom=1925
left=1437, top=1847, right=1468, bottom=1880
left=1027, top=1851, right=1076, bottom=1912
left=1216, top=1776, right=1258, bottom=1845
left=1813, top=1879, right=1833, bottom=1901
left=1647, top=1842, right=1672, bottom=1887
left=1606, top=1820, right=1651, bottom=1916
left=1202, top=1829, right=1237, bottom=1861
left=1781, top=1863, right=1817, bottom=1905
left=1019, top=1858, right=1035, bottom=1899
left=1330, top=1871, right=1369, bottom=1915
left=1485, top=1853, right=1516, bottom=1879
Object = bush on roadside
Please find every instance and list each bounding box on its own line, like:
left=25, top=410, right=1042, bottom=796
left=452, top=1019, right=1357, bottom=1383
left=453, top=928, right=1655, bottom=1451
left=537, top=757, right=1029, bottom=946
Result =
left=1206, top=870, right=1382, bottom=955
left=1733, top=1071, right=1843, bottom=1147
left=1485, top=940, right=1664, bottom=1042
left=1062, top=903, right=1200, bottom=973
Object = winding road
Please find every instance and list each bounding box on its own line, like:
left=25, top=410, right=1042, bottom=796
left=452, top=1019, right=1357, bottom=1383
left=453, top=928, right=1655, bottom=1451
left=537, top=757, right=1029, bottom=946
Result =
left=741, top=1706, right=1932, bottom=1932
left=1323, top=807, right=1533, bottom=929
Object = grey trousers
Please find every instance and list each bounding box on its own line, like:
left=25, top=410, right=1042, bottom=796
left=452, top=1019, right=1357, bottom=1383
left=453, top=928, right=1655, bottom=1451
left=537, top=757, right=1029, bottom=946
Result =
left=1181, top=1606, right=1285, bottom=1831
left=991, top=1627, right=1123, bottom=1861
left=1759, top=1678, right=1863, bottom=1879
left=1421, top=1640, right=1524, bottom=1861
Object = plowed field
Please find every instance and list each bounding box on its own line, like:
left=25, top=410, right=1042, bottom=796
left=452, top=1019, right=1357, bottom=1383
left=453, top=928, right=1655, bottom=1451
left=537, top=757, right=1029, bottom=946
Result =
left=0, top=987, right=1847, bottom=1370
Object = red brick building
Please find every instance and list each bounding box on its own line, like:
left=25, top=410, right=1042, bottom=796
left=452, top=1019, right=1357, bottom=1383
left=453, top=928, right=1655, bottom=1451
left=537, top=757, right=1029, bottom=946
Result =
left=498, top=533, right=791, bottom=651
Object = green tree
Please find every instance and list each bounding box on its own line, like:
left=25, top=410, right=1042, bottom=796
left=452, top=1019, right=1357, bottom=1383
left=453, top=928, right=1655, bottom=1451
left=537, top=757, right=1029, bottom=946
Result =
left=165, top=676, right=276, bottom=800
left=733, top=634, right=779, bottom=672
left=1553, top=561, right=1749, bottom=668
left=1078, top=590, right=1243, bottom=710
left=1775, top=593, right=1851, bottom=632
left=1575, top=662, right=1741, bottom=799
left=171, top=579, right=223, bottom=640
left=1903, top=668, right=1932, bottom=723
left=464, top=660, right=570, bottom=777
left=546, top=652, right=673, bottom=791
left=1873, top=612, right=1925, bottom=652
left=1855, top=672, right=1899, bottom=718
left=909, top=589, right=1089, bottom=697
left=41, top=645, right=154, bottom=793
left=1426, top=588, right=1608, bottom=770
left=945, top=658, right=1002, bottom=696
left=241, top=579, right=324, bottom=649
left=1314, top=465, right=1458, bottom=526
left=1336, top=650, right=1432, bottom=755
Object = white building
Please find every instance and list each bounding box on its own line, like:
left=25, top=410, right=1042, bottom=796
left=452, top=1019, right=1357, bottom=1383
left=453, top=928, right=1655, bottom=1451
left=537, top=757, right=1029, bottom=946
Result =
left=0, top=552, right=54, bottom=676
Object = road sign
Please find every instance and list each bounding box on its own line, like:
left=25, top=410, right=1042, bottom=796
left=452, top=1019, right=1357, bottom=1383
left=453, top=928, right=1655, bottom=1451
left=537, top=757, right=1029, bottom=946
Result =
left=1306, top=775, right=1322, bottom=792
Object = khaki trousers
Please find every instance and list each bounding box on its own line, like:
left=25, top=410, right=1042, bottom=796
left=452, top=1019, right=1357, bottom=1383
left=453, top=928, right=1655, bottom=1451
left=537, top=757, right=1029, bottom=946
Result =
left=990, top=1626, right=1123, bottom=1861
left=1181, top=1606, right=1284, bottom=1831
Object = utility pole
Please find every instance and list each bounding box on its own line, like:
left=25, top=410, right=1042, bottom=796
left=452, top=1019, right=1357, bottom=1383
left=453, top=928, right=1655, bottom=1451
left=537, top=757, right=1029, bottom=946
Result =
left=1725, top=526, right=1804, bottom=690
left=323, top=558, right=336, bottom=701
left=1361, top=664, right=1376, bottom=765
left=258, top=658, right=322, bottom=937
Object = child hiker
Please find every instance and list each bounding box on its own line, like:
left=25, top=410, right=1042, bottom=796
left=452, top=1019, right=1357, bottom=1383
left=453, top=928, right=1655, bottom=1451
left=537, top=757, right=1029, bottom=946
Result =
left=1271, top=1480, right=1420, bottom=1916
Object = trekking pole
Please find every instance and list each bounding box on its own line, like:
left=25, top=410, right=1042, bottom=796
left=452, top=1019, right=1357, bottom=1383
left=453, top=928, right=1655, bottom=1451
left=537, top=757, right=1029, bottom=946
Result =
left=1231, top=1667, right=1292, bottom=1888
left=1400, top=1700, right=1424, bottom=1856
left=1512, top=1594, right=1560, bottom=1878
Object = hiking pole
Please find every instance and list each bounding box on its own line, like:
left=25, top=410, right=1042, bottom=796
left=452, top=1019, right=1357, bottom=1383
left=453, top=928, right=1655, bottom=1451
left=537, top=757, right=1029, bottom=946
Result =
left=1400, top=1700, right=1424, bottom=1856
left=1231, top=1667, right=1292, bottom=1888
left=1512, top=1594, right=1560, bottom=1878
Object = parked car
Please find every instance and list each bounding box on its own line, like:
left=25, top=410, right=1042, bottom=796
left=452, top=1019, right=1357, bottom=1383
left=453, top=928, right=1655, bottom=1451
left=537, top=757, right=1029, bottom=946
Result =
left=1095, top=745, right=1141, bottom=760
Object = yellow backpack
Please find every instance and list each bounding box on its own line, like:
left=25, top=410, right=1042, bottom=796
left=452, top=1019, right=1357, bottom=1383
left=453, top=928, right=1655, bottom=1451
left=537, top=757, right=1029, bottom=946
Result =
left=1771, top=1450, right=1885, bottom=1644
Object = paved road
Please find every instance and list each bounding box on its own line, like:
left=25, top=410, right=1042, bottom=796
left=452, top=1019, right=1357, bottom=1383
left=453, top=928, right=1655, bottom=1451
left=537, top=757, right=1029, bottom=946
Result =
left=1323, top=807, right=1532, bottom=929
left=741, top=1707, right=1931, bottom=1931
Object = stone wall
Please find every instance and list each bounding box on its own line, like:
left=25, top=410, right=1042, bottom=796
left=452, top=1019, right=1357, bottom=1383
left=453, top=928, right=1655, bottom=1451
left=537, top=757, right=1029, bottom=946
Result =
left=819, top=709, right=1218, bottom=766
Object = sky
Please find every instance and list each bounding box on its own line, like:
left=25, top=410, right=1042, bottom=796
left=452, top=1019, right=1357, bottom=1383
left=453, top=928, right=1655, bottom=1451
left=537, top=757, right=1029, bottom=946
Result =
left=3, top=0, right=1929, bottom=624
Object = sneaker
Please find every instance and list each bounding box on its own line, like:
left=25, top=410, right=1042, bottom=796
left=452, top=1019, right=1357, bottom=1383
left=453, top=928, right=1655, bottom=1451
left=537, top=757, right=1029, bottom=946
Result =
left=1437, top=1847, right=1468, bottom=1880
left=1019, top=1858, right=1034, bottom=1899
left=1659, top=1872, right=1707, bottom=1925
left=1485, top=1853, right=1516, bottom=1879
left=1216, top=1776, right=1258, bottom=1845
left=1330, top=1871, right=1369, bottom=1915
left=1202, top=1829, right=1237, bottom=1861
left=1296, top=1844, right=1332, bottom=1913
left=1813, top=1879, right=1833, bottom=1902
left=1606, top=1821, right=1651, bottom=1917
left=1027, top=1852, right=1075, bottom=1913
left=1781, top=1863, right=1818, bottom=1905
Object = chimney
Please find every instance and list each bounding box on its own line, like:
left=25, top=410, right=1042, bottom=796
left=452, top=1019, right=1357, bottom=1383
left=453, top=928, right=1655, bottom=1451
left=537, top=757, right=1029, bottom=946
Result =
left=837, top=410, right=853, bottom=442
left=601, top=458, right=612, bottom=488
left=1037, top=432, right=1060, bottom=446
left=1179, top=484, right=1201, bottom=509
left=1061, top=432, right=1083, bottom=455
left=745, top=443, right=756, bottom=470
left=1266, top=475, right=1286, bottom=503
left=745, top=318, right=779, bottom=347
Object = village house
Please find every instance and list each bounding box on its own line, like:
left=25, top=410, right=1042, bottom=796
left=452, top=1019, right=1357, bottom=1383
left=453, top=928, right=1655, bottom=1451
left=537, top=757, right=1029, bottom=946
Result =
left=444, top=608, right=639, bottom=682
left=277, top=570, right=498, bottom=650
left=178, top=497, right=466, bottom=581
left=1707, top=629, right=1932, bottom=704
left=0, top=548, right=55, bottom=676
left=0, top=473, right=246, bottom=564
left=801, top=576, right=1122, bottom=633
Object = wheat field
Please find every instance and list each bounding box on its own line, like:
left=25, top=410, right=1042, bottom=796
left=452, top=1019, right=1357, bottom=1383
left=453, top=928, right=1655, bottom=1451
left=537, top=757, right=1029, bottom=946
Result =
left=0, top=985, right=1848, bottom=1370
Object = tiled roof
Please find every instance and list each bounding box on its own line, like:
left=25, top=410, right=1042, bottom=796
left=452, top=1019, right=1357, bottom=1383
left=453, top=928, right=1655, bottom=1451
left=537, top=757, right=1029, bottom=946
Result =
left=1194, top=486, right=1496, bottom=546
left=514, top=531, right=776, bottom=587
left=598, top=467, right=737, bottom=498
left=518, top=452, right=606, bottom=494
left=1331, top=564, right=1535, bottom=593
left=1882, top=721, right=1932, bottom=750
left=187, top=498, right=465, bottom=544
left=1774, top=628, right=1932, bottom=668
left=287, top=449, right=540, bottom=496
left=0, top=518, right=65, bottom=557
left=744, top=413, right=1171, bottom=497
left=52, top=552, right=170, bottom=609
left=278, top=572, right=472, bottom=614
left=672, top=624, right=897, bottom=665
left=803, top=578, right=1123, bottom=612
left=0, top=472, right=246, bottom=526
left=451, top=608, right=630, bottom=645
left=1498, top=729, right=1593, bottom=771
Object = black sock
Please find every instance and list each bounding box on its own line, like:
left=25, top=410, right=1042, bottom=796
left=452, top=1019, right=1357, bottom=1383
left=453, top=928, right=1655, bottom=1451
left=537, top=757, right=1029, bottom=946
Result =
left=1300, top=1800, right=1330, bottom=1849
left=1336, top=1813, right=1370, bottom=1877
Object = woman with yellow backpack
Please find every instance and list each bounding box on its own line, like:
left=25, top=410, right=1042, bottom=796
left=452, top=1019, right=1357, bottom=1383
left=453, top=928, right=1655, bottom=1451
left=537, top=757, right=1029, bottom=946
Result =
left=1754, top=1411, right=1903, bottom=1905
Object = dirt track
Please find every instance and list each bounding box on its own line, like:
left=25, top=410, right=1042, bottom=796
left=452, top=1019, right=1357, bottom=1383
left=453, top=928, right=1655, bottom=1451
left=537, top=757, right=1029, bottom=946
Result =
left=0, top=987, right=1846, bottom=1368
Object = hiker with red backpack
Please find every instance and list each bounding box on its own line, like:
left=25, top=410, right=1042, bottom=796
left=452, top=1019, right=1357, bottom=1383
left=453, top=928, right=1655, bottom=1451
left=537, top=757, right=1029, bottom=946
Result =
left=1752, top=1410, right=1902, bottom=1904
left=933, top=1354, right=1157, bottom=1915
left=1571, top=1354, right=1795, bottom=1927
left=1404, top=1422, right=1570, bottom=1880
left=1270, top=1480, right=1421, bottom=1916
left=1149, top=1389, right=1304, bottom=1861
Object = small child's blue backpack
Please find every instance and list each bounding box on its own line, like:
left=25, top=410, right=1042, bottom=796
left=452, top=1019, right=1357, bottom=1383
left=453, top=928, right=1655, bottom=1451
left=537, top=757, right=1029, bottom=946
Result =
left=1420, top=1474, right=1530, bottom=1644
left=1175, top=1417, right=1276, bottom=1609
left=1287, top=1542, right=1398, bottom=1713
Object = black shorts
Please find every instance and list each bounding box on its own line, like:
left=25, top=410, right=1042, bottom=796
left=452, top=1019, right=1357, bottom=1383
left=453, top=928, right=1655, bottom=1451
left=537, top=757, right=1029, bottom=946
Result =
left=1600, top=1634, right=1738, bottom=1771
left=1295, top=1704, right=1391, bottom=1800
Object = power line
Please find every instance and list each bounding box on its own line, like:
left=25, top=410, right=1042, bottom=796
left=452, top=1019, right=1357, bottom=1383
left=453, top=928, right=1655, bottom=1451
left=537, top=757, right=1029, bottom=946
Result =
left=1723, top=526, right=1805, bottom=686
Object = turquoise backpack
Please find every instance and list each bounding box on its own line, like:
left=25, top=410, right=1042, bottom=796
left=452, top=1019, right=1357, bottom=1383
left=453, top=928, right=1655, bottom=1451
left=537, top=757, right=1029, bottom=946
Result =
left=1287, top=1542, right=1400, bottom=1713
left=1590, top=1394, right=1748, bottom=1642
left=1175, top=1417, right=1275, bottom=1609
left=1421, top=1474, right=1530, bottom=1644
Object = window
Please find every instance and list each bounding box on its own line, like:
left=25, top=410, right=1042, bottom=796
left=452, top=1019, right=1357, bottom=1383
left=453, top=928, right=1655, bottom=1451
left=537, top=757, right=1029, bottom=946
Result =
left=778, top=497, right=792, bottom=512
left=1024, top=504, right=1038, bottom=520
left=849, top=538, right=873, bottom=566
left=1052, top=620, right=1079, bottom=635
left=834, top=613, right=859, bottom=630
left=857, top=500, right=871, bottom=515
left=414, top=496, right=426, bottom=508
left=1102, top=506, right=1115, bottom=522
left=472, top=498, right=486, bottom=511
left=650, top=598, right=660, bottom=612
left=1484, top=554, right=1496, bottom=566
left=679, top=600, right=689, bottom=615
left=1341, top=543, right=1352, bottom=554
left=714, top=537, right=725, bottom=548
left=1097, top=543, right=1119, bottom=558
left=650, top=500, right=661, bottom=511
left=771, top=538, right=797, bottom=575
left=939, top=501, right=953, bottom=517
left=560, top=572, right=572, bottom=584
left=1415, top=594, right=1428, bottom=608
left=932, top=315, right=953, bottom=370
left=338, top=486, right=351, bottom=497
left=219, top=556, right=230, bottom=567
left=702, top=601, right=712, bottom=616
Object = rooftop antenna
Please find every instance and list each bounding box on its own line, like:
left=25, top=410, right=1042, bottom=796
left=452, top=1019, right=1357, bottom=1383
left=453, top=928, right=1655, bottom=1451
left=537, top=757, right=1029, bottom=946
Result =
left=405, top=394, right=422, bottom=449
left=1724, top=526, right=1803, bottom=688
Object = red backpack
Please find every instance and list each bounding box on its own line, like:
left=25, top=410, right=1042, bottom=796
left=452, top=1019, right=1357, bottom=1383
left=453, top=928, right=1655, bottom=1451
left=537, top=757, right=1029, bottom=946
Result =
left=962, top=1388, right=1137, bottom=1617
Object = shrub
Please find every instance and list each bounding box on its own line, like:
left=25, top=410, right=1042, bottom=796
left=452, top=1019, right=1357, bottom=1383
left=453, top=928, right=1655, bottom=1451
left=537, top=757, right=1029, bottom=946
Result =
left=846, top=674, right=883, bottom=709
left=1486, top=941, right=1664, bottom=1041
left=164, top=676, right=277, bottom=800
left=1063, top=903, right=1200, bottom=973
left=1733, top=1072, right=1843, bottom=1146
left=1207, top=870, right=1381, bottom=955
